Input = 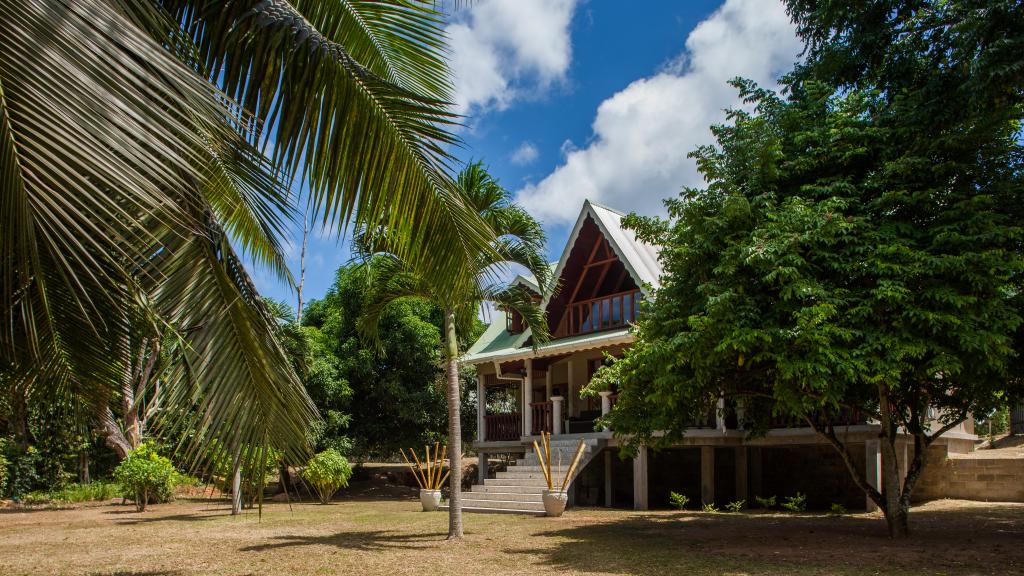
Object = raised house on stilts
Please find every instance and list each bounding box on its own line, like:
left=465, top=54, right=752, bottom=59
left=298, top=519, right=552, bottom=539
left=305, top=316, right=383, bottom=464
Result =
left=457, top=200, right=978, bottom=515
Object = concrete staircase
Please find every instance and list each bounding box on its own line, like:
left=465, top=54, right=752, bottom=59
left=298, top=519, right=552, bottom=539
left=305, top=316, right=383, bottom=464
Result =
left=441, top=438, right=602, bottom=515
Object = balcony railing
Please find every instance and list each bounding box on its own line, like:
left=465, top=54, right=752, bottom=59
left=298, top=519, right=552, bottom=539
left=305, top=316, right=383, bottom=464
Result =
left=530, top=401, right=553, bottom=435
left=484, top=413, right=521, bottom=441
left=568, top=289, right=642, bottom=336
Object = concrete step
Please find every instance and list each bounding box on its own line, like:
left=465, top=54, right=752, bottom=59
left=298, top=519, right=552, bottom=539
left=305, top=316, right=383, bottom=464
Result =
left=439, top=503, right=544, bottom=516
left=460, top=491, right=542, bottom=503
left=455, top=497, right=545, bottom=512
left=483, top=477, right=550, bottom=488
left=472, top=484, right=544, bottom=495
left=495, top=470, right=554, bottom=480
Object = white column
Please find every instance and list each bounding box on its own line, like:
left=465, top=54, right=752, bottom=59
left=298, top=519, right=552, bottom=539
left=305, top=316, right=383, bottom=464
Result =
left=523, top=359, right=533, bottom=437
left=716, top=396, right=726, bottom=433
left=476, top=374, right=486, bottom=443
left=546, top=368, right=553, bottom=400
left=566, top=358, right=576, bottom=426
left=551, top=396, right=564, bottom=435
left=633, top=445, right=648, bottom=510
left=865, top=440, right=881, bottom=512
left=599, top=390, right=613, bottom=432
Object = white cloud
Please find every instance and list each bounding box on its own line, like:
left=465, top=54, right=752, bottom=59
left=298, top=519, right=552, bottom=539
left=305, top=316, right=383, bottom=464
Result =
left=515, top=0, right=802, bottom=224
left=447, top=0, right=579, bottom=116
left=510, top=141, right=539, bottom=165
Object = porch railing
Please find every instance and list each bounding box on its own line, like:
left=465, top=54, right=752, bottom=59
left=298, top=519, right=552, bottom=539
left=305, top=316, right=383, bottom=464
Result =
left=484, top=413, right=521, bottom=441
left=568, top=289, right=642, bottom=335
left=530, top=401, right=553, bottom=435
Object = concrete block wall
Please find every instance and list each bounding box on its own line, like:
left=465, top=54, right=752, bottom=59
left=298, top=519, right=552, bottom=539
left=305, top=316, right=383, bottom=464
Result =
left=914, top=452, right=1024, bottom=503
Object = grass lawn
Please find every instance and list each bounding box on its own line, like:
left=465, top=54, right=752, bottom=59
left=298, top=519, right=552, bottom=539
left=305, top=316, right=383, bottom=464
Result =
left=1, top=497, right=1021, bottom=576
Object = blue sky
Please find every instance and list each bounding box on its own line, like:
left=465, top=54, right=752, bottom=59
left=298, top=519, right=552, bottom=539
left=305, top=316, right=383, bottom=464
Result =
left=249, top=0, right=803, bottom=310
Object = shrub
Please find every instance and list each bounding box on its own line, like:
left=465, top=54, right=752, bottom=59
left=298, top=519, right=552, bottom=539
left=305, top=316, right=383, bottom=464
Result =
left=830, top=503, right=847, bottom=515
left=754, top=495, right=777, bottom=509
left=0, top=450, right=7, bottom=496
left=22, top=482, right=120, bottom=505
left=301, top=449, right=352, bottom=504
left=702, top=502, right=719, bottom=513
left=725, top=499, right=745, bottom=513
left=113, top=444, right=178, bottom=511
left=781, top=492, right=807, bottom=513
left=669, top=491, right=690, bottom=510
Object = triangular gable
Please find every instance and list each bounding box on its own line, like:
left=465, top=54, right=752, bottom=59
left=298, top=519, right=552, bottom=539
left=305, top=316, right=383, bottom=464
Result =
left=541, top=200, right=662, bottom=339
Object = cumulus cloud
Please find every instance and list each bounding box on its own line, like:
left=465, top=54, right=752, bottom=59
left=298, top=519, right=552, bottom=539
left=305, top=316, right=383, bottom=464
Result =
left=515, top=0, right=802, bottom=224
left=447, top=0, right=579, bottom=115
left=510, top=141, right=540, bottom=165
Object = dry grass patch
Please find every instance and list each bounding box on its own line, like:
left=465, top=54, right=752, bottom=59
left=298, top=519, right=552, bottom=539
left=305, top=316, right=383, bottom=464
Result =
left=1, top=497, right=1021, bottom=575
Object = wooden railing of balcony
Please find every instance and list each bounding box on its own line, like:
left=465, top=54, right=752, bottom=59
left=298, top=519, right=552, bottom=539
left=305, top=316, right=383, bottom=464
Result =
left=484, top=413, right=521, bottom=441
left=530, top=401, right=553, bottom=435
left=568, top=289, right=642, bottom=336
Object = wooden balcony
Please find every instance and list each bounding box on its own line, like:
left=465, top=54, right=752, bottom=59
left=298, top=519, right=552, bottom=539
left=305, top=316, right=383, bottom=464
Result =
left=484, top=413, right=521, bottom=441
left=568, top=289, right=642, bottom=336
left=530, top=401, right=553, bottom=435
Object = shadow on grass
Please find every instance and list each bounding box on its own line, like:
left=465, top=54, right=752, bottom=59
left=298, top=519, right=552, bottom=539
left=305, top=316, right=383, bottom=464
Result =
left=504, top=506, right=1024, bottom=576
left=88, top=571, right=181, bottom=576
left=239, top=530, right=441, bottom=553
left=111, top=512, right=221, bottom=526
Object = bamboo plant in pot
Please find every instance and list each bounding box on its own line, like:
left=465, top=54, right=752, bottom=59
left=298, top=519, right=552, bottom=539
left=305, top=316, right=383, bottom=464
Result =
left=401, top=444, right=449, bottom=512
left=532, top=433, right=587, bottom=517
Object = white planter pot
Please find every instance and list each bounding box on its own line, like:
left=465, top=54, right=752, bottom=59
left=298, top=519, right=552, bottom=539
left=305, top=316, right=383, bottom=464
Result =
left=419, top=489, right=442, bottom=512
left=542, top=490, right=568, bottom=517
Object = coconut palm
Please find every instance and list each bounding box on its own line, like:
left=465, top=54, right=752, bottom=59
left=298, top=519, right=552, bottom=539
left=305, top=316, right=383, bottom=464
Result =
left=0, top=0, right=492, bottom=471
left=359, top=161, right=552, bottom=539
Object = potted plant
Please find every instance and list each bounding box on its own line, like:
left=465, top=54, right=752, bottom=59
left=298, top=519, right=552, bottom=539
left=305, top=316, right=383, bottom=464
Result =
left=532, top=433, right=587, bottom=517
left=401, top=444, right=449, bottom=512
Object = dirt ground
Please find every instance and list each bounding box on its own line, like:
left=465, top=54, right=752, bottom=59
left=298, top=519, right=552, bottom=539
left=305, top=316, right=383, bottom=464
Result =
left=1, top=495, right=1022, bottom=576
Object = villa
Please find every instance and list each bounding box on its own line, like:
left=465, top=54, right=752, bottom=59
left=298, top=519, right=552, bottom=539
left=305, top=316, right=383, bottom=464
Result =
left=457, top=200, right=977, bottom=514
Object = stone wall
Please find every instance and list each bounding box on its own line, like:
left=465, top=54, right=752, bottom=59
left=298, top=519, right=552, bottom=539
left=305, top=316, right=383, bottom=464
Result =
left=914, top=453, right=1024, bottom=503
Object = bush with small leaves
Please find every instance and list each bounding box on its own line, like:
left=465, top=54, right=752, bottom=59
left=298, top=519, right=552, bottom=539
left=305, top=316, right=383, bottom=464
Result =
left=725, top=499, right=745, bottom=513
left=669, top=491, right=690, bottom=510
left=113, top=444, right=178, bottom=511
left=301, top=449, right=352, bottom=504
left=754, top=495, right=777, bottom=509
left=702, top=502, right=719, bottom=513
left=781, top=492, right=807, bottom=513
left=830, top=503, right=847, bottom=515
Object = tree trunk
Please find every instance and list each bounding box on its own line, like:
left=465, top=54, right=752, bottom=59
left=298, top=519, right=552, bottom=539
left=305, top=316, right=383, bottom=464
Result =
left=296, top=202, right=311, bottom=324
left=79, top=450, right=90, bottom=485
left=444, top=309, right=463, bottom=540
left=100, top=407, right=132, bottom=460
left=231, top=451, right=243, bottom=516
left=878, top=384, right=909, bottom=538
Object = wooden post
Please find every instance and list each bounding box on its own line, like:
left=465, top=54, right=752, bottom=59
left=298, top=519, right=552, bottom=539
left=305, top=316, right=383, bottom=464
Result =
left=701, top=446, right=715, bottom=506
left=524, top=359, right=533, bottom=437
left=477, top=374, right=486, bottom=443
left=735, top=447, right=748, bottom=503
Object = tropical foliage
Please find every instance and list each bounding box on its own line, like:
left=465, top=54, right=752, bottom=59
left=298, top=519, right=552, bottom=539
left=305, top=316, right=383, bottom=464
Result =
left=1, top=0, right=492, bottom=476
left=113, top=443, right=179, bottom=511
left=591, top=0, right=1024, bottom=538
left=359, top=161, right=552, bottom=539
left=301, top=448, right=353, bottom=504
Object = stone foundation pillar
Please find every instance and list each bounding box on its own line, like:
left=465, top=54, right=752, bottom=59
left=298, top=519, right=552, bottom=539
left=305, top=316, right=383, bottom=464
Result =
left=735, top=447, right=748, bottom=503
left=477, top=452, right=487, bottom=484
left=633, top=445, right=648, bottom=510
left=701, top=446, right=715, bottom=506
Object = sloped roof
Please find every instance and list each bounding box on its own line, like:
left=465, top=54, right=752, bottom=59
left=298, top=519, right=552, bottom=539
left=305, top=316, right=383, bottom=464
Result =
left=462, top=200, right=661, bottom=366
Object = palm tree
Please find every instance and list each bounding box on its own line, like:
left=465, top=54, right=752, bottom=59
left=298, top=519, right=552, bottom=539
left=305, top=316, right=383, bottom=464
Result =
left=0, top=0, right=493, bottom=473
left=359, top=161, right=552, bottom=539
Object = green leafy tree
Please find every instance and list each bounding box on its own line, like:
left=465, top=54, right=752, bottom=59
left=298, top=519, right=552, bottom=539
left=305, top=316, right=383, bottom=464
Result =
left=359, top=161, right=552, bottom=539
left=2, top=0, right=493, bottom=476
left=593, top=0, right=1023, bottom=538
left=113, top=443, right=179, bottom=512
left=301, top=449, right=353, bottom=504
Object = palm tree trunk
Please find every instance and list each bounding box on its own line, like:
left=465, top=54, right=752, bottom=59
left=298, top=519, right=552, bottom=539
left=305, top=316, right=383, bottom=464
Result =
left=231, top=450, right=243, bottom=516
left=444, top=308, right=463, bottom=539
